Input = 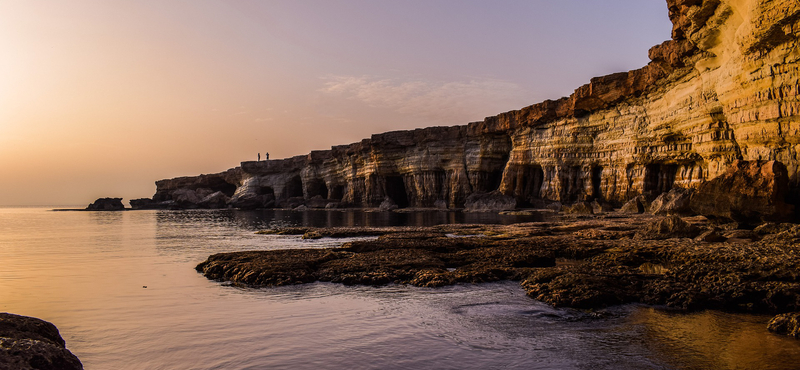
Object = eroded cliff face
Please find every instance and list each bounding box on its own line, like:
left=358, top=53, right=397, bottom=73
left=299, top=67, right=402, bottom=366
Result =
left=146, top=0, right=800, bottom=213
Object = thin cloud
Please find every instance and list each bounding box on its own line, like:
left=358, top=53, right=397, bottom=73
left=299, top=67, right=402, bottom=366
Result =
left=320, top=75, right=530, bottom=124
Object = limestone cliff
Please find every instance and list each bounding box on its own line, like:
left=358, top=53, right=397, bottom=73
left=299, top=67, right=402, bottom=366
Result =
left=142, top=0, right=800, bottom=215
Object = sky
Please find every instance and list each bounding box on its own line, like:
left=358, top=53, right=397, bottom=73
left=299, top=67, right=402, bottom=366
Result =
left=0, top=0, right=673, bottom=206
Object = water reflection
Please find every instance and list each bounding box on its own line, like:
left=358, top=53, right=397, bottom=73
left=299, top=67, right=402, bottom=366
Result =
left=4, top=208, right=800, bottom=369
left=155, top=208, right=542, bottom=231
left=631, top=308, right=800, bottom=370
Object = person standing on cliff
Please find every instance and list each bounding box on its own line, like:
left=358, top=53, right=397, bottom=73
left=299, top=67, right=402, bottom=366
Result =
left=266, top=152, right=269, bottom=160
left=258, top=153, right=261, bottom=161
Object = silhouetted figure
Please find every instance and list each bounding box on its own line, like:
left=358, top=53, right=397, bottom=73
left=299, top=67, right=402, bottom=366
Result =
left=266, top=152, right=269, bottom=160
left=258, top=153, right=261, bottom=161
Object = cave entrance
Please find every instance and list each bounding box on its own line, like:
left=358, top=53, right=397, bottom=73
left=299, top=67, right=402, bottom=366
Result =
left=330, top=185, right=345, bottom=200
left=208, top=179, right=237, bottom=197
left=285, top=175, right=304, bottom=198
left=516, top=165, right=544, bottom=206
left=561, top=166, right=582, bottom=203
left=384, top=176, right=410, bottom=208
left=306, top=178, right=329, bottom=199
left=256, top=186, right=275, bottom=197
left=644, top=164, right=678, bottom=194
left=592, top=167, right=603, bottom=200
left=487, top=169, right=505, bottom=192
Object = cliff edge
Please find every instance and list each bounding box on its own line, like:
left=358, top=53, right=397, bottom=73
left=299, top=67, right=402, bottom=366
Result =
left=137, top=0, right=800, bottom=220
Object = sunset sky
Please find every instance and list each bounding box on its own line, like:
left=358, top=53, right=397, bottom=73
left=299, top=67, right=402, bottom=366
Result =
left=0, top=0, right=673, bottom=206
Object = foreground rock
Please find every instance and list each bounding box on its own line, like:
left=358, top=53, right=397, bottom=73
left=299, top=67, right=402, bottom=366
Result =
left=85, top=198, right=124, bottom=211
left=0, top=313, right=82, bottom=370
left=768, top=312, right=800, bottom=338
left=198, top=213, right=800, bottom=316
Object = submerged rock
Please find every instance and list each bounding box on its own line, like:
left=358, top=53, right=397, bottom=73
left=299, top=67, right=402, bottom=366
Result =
left=0, top=313, right=83, bottom=370
left=768, top=313, right=800, bottom=338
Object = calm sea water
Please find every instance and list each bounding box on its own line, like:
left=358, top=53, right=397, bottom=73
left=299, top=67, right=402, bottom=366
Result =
left=1, top=207, right=799, bottom=370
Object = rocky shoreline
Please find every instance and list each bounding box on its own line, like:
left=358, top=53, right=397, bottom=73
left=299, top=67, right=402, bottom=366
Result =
left=0, top=313, right=83, bottom=370
left=197, top=212, right=800, bottom=337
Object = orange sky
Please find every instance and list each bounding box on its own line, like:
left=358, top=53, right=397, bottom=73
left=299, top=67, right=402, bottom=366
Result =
left=0, top=1, right=672, bottom=206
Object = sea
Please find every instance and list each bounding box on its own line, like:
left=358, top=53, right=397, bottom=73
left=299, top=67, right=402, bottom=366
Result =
left=1, top=207, right=799, bottom=370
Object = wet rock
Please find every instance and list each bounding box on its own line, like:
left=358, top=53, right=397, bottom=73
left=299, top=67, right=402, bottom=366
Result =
left=635, top=215, right=700, bottom=240
left=85, top=198, right=124, bottom=211
left=201, top=213, right=800, bottom=316
left=768, top=312, right=800, bottom=338
left=464, top=192, right=516, bottom=212
left=0, top=313, right=83, bottom=370
left=694, top=228, right=727, bottom=242
left=754, top=223, right=795, bottom=236
left=564, top=202, right=594, bottom=215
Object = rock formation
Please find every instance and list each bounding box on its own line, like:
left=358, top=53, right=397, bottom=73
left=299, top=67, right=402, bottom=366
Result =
left=0, top=313, right=83, bottom=370
left=137, top=0, right=800, bottom=221
left=85, top=198, right=124, bottom=211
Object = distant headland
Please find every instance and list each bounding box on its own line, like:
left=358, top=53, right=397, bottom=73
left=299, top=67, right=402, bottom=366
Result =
left=111, top=0, right=800, bottom=225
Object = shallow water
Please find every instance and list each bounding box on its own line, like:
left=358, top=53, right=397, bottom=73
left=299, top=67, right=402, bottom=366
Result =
left=1, top=208, right=799, bottom=369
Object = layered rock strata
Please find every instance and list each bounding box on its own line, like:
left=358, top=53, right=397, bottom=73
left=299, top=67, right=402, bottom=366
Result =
left=142, top=0, right=800, bottom=217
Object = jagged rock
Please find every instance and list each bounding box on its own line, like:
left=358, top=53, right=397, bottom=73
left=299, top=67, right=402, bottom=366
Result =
left=129, top=198, right=170, bottom=210
left=722, top=229, right=757, bottom=241
left=379, top=198, right=399, bottom=211
left=590, top=200, right=614, bottom=214
left=649, top=188, right=693, bottom=215
left=0, top=313, right=83, bottom=370
left=563, top=202, right=594, bottom=215
left=620, top=196, right=647, bottom=214
left=464, top=192, right=516, bottom=212
left=85, top=198, right=124, bottom=211
left=635, top=215, right=700, bottom=240
left=754, top=223, right=795, bottom=235
left=689, top=161, right=794, bottom=223
left=768, top=313, right=800, bottom=338
left=306, top=195, right=336, bottom=209
left=545, top=202, right=563, bottom=212
left=694, top=228, right=727, bottom=242
left=198, top=191, right=229, bottom=209
left=172, top=189, right=202, bottom=208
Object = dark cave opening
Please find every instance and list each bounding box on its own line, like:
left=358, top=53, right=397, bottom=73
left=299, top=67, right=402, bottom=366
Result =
left=256, top=186, right=275, bottom=197
left=592, top=166, right=603, bottom=200
left=516, top=165, right=544, bottom=206
left=306, top=178, right=329, bottom=199
left=285, top=175, right=304, bottom=198
left=644, top=164, right=678, bottom=194
left=330, top=185, right=345, bottom=201
left=384, top=176, right=410, bottom=208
